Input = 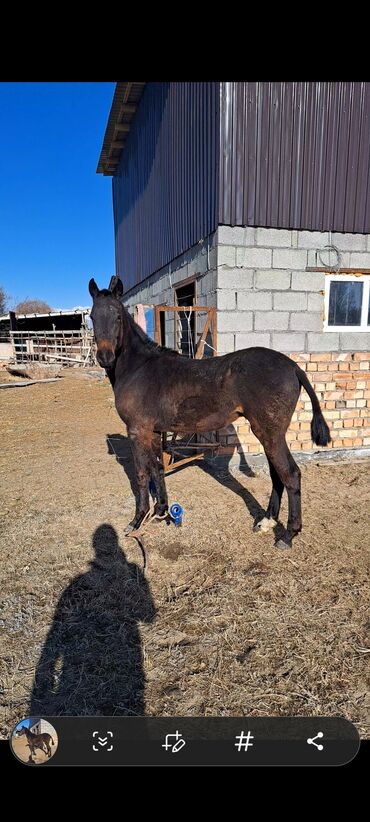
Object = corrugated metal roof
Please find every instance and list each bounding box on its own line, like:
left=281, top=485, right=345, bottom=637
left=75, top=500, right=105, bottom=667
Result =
left=97, top=82, right=146, bottom=175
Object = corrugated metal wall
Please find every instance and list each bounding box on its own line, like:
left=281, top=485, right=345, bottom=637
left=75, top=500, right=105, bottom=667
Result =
left=113, top=82, right=219, bottom=292
left=219, top=82, right=370, bottom=233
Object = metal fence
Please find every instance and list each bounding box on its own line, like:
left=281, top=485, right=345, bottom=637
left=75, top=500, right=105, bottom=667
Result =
left=9, top=330, right=97, bottom=366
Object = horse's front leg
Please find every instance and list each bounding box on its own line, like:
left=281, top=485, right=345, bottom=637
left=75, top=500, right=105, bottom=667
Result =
left=125, top=428, right=152, bottom=534
left=151, top=432, right=168, bottom=517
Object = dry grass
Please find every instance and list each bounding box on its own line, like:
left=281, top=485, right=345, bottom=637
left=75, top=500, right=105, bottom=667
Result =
left=0, top=370, right=369, bottom=738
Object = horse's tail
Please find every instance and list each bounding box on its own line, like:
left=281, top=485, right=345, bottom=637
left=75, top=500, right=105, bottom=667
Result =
left=296, top=365, right=331, bottom=446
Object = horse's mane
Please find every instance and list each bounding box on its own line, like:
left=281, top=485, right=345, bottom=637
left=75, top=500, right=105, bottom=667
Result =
left=124, top=305, right=179, bottom=357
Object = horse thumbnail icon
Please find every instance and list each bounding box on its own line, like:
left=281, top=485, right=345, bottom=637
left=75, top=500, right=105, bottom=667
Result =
left=92, top=731, right=113, bottom=752
left=162, top=731, right=186, bottom=753
left=307, top=732, right=324, bottom=751
left=11, top=717, right=58, bottom=765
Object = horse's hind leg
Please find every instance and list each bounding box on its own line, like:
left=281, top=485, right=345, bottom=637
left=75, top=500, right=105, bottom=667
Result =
left=253, top=457, right=284, bottom=534
left=151, top=432, right=168, bottom=517
left=266, top=441, right=302, bottom=548
left=125, top=428, right=152, bottom=534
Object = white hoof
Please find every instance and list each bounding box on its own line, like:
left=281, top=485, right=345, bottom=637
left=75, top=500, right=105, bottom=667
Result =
left=253, top=517, right=276, bottom=534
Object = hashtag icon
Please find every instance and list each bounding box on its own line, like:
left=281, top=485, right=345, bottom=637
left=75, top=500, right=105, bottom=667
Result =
left=235, top=731, right=254, bottom=751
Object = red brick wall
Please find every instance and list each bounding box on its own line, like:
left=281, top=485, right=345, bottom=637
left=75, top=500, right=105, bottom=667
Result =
left=218, top=352, right=370, bottom=456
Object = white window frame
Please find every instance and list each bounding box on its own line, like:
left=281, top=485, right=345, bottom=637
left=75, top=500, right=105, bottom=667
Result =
left=324, top=273, right=370, bottom=332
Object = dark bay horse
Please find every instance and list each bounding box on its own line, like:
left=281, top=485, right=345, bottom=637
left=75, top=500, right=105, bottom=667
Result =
left=89, top=277, right=331, bottom=549
left=17, top=725, right=54, bottom=760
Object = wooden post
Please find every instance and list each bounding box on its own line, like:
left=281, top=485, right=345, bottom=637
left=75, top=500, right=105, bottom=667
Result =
left=154, top=306, right=161, bottom=344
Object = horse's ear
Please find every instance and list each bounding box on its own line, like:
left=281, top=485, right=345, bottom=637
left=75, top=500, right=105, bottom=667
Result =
left=109, top=276, right=124, bottom=299
left=89, top=278, right=99, bottom=299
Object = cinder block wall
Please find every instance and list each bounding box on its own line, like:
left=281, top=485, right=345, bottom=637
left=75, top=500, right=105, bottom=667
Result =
left=216, top=226, right=370, bottom=458
left=217, top=226, right=370, bottom=355
left=123, top=234, right=217, bottom=348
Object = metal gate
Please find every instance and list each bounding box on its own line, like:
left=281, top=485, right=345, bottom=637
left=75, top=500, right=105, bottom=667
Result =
left=154, top=304, right=220, bottom=473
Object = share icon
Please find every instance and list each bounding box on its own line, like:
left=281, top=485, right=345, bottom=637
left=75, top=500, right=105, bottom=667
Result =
left=307, top=731, right=324, bottom=751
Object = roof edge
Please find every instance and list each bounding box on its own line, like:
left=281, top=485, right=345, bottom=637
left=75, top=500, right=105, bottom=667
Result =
left=97, top=82, right=146, bottom=176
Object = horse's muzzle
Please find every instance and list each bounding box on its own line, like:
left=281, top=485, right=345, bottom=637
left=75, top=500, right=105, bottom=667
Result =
left=97, top=347, right=115, bottom=369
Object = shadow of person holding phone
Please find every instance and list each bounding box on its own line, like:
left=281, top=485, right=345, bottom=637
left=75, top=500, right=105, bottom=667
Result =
left=30, top=524, right=156, bottom=717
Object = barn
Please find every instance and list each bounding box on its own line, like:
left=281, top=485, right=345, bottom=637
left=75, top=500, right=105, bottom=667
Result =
left=97, top=82, right=370, bottom=462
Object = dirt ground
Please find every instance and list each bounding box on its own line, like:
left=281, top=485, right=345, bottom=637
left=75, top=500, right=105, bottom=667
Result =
left=0, top=369, right=369, bottom=739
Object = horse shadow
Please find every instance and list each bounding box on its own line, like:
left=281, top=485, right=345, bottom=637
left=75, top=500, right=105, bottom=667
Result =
left=106, top=429, right=270, bottom=530
left=30, top=524, right=156, bottom=717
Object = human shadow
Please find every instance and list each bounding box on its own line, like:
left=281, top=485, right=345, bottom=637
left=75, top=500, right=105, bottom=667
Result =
left=106, top=431, right=267, bottom=529
left=30, top=524, right=156, bottom=717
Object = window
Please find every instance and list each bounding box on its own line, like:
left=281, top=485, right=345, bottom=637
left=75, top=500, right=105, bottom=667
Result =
left=324, top=274, right=370, bottom=332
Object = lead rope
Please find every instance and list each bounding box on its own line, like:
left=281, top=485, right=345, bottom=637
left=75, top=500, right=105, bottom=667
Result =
left=125, top=507, right=171, bottom=571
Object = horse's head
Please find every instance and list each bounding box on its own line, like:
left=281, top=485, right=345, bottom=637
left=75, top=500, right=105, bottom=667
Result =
left=89, top=277, right=124, bottom=369
left=16, top=726, right=27, bottom=736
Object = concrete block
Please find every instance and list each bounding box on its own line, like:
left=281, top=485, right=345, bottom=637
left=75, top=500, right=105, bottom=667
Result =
left=237, top=291, right=272, bottom=310
left=218, top=268, right=254, bottom=289
left=255, top=270, right=291, bottom=290
left=207, top=246, right=218, bottom=271
left=291, top=271, right=325, bottom=291
left=218, top=225, right=256, bottom=246
left=199, top=270, right=217, bottom=295
left=151, top=278, right=164, bottom=296
left=217, top=333, right=235, bottom=354
left=236, top=247, right=272, bottom=268
left=272, top=332, right=306, bottom=352
left=171, top=267, right=189, bottom=285
left=255, top=312, right=289, bottom=331
left=339, top=332, right=370, bottom=351
left=291, top=230, right=299, bottom=248
left=349, top=252, right=370, bottom=268
left=217, top=311, right=253, bottom=333
left=273, top=249, right=307, bottom=269
left=235, top=332, right=271, bottom=350
left=290, top=313, right=322, bottom=332
left=255, top=228, right=293, bottom=247
left=274, top=292, right=307, bottom=311
left=307, top=333, right=340, bottom=352
left=297, top=231, right=330, bottom=249
left=188, top=252, right=207, bottom=276
left=308, top=293, right=324, bottom=311
left=331, top=233, right=367, bottom=252
left=217, top=289, right=236, bottom=310
left=218, top=246, right=236, bottom=266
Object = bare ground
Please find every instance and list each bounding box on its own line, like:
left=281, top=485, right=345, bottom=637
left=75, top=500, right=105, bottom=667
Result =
left=0, top=369, right=369, bottom=738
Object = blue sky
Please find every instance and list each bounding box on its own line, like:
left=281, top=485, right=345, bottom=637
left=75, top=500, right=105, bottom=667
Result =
left=0, top=82, right=116, bottom=310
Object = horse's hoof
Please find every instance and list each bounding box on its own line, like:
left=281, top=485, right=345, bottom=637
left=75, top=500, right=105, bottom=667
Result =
left=275, top=538, right=292, bottom=549
left=154, top=504, right=168, bottom=518
left=253, top=517, right=276, bottom=534
left=124, top=523, right=135, bottom=536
